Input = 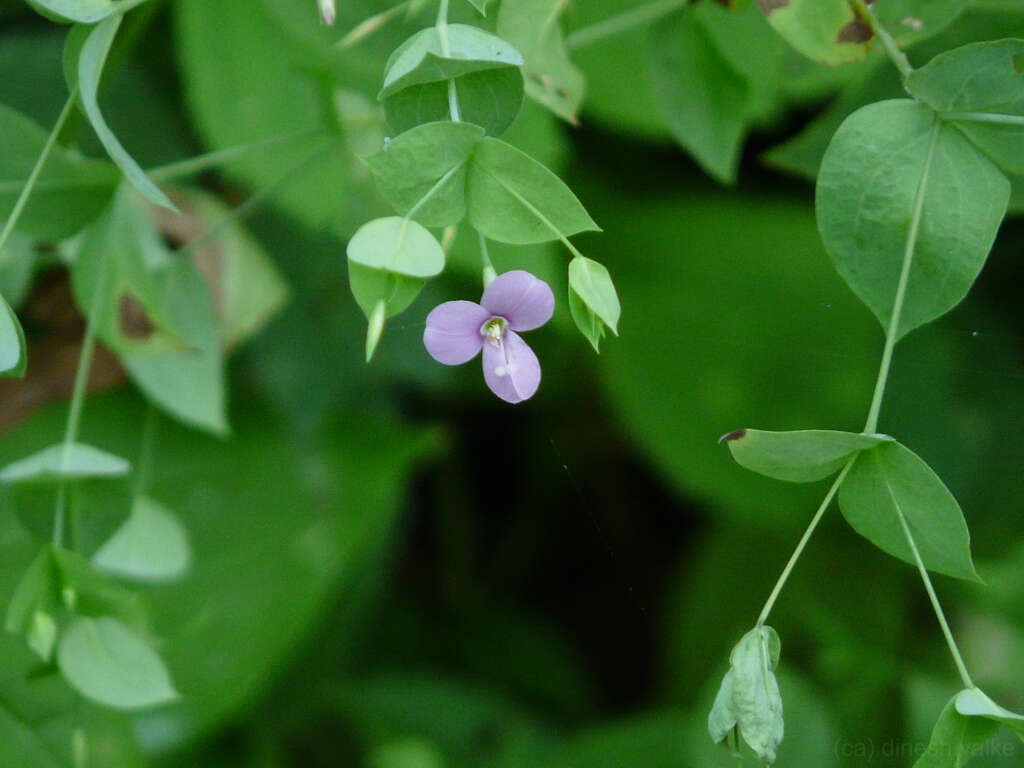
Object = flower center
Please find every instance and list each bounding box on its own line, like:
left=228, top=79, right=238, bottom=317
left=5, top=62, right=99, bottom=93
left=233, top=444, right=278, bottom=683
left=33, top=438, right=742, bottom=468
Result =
left=481, top=316, right=516, bottom=377
left=481, top=316, right=507, bottom=347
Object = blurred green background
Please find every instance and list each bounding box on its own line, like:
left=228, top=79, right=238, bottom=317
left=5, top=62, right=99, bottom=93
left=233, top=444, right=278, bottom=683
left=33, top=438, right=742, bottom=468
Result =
left=2, top=0, right=1024, bottom=766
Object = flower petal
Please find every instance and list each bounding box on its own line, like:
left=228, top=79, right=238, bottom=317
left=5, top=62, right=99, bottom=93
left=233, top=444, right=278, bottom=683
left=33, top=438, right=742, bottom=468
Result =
left=480, top=270, right=554, bottom=332
left=423, top=301, right=489, bottom=365
left=482, top=330, right=541, bottom=404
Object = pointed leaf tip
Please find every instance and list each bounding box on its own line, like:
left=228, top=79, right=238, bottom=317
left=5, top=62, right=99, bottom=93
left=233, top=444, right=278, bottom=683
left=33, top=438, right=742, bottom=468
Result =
left=719, top=429, right=747, bottom=444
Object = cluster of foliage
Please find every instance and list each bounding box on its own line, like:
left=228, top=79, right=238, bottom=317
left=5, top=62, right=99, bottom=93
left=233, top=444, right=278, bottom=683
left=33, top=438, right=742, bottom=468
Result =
left=0, top=0, right=1023, bottom=766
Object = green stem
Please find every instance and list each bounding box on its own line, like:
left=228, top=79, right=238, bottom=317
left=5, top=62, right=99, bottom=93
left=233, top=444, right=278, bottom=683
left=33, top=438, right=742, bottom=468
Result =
left=53, top=245, right=108, bottom=548
left=565, top=0, right=684, bottom=51
left=942, top=111, right=1024, bottom=127
left=0, top=89, right=78, bottom=259
left=437, top=0, right=451, bottom=52
left=863, top=119, right=940, bottom=434
left=435, top=0, right=462, bottom=121
left=132, top=406, right=158, bottom=498
left=756, top=459, right=854, bottom=627
left=892, top=496, right=974, bottom=688
left=175, top=140, right=330, bottom=260
left=849, top=0, right=913, bottom=81
left=148, top=130, right=321, bottom=182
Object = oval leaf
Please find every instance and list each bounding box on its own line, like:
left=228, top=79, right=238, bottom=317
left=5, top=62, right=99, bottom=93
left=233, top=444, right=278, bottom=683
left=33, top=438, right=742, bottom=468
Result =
left=723, top=429, right=890, bottom=483
left=838, top=440, right=980, bottom=581
left=347, top=217, right=445, bottom=279
left=57, top=617, right=178, bottom=710
left=817, top=100, right=1009, bottom=339
left=362, top=121, right=484, bottom=227
left=383, top=66, right=524, bottom=137
left=467, top=137, right=599, bottom=245
left=496, top=0, right=584, bottom=123
left=908, top=39, right=1024, bottom=174
left=76, top=16, right=176, bottom=210
left=915, top=695, right=1000, bottom=768
left=93, top=496, right=191, bottom=582
left=0, top=443, right=129, bottom=484
left=648, top=8, right=750, bottom=184
left=380, top=25, right=524, bottom=97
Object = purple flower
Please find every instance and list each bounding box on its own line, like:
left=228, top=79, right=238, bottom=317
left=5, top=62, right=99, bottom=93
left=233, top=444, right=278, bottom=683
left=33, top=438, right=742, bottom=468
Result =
left=424, top=270, right=554, bottom=404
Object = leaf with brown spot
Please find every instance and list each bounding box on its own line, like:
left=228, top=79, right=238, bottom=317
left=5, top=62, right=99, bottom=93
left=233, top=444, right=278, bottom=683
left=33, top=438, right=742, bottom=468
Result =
left=754, top=0, right=871, bottom=64
left=116, top=293, right=157, bottom=341
left=152, top=187, right=288, bottom=351
left=70, top=186, right=228, bottom=435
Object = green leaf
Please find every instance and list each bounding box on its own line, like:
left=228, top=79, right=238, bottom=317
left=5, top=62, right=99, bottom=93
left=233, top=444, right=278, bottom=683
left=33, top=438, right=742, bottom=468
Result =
left=73, top=17, right=176, bottom=210
left=708, top=626, right=784, bottom=764
left=362, top=121, right=484, bottom=227
left=50, top=546, right=147, bottom=628
left=955, top=687, right=1024, bottom=736
left=567, top=255, right=619, bottom=352
left=908, top=39, right=1024, bottom=174
left=817, top=100, right=1010, bottom=339
left=467, top=137, right=599, bottom=245
left=723, top=429, right=890, bottom=483
left=914, top=695, right=1000, bottom=767
left=26, top=0, right=117, bottom=24
left=349, top=263, right=425, bottom=320
left=463, top=0, right=491, bottom=14
left=379, top=25, right=525, bottom=136
left=5, top=548, right=59, bottom=661
left=647, top=9, right=750, bottom=184
left=347, top=216, right=446, bottom=278
left=0, top=294, right=26, bottom=378
left=70, top=187, right=185, bottom=358
left=380, top=25, right=524, bottom=97
left=119, top=257, right=228, bottom=435
left=57, top=617, right=178, bottom=710
left=496, top=0, right=585, bottom=123
left=176, top=0, right=378, bottom=239
left=0, top=102, right=118, bottom=241
left=838, top=440, right=980, bottom=581
left=71, top=187, right=227, bottom=434
left=755, top=0, right=871, bottom=65
left=0, top=443, right=129, bottom=484
left=92, top=495, right=191, bottom=583
left=384, top=67, right=525, bottom=138
left=169, top=187, right=289, bottom=350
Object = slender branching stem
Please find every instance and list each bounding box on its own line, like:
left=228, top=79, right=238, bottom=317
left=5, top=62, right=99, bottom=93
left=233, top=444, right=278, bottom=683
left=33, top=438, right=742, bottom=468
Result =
left=892, top=500, right=975, bottom=689
left=148, top=130, right=321, bottom=181
left=849, top=0, right=913, bottom=81
left=756, top=459, right=854, bottom=627
left=864, top=120, right=940, bottom=434
left=0, top=89, right=78, bottom=259
left=53, top=248, right=108, bottom=548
